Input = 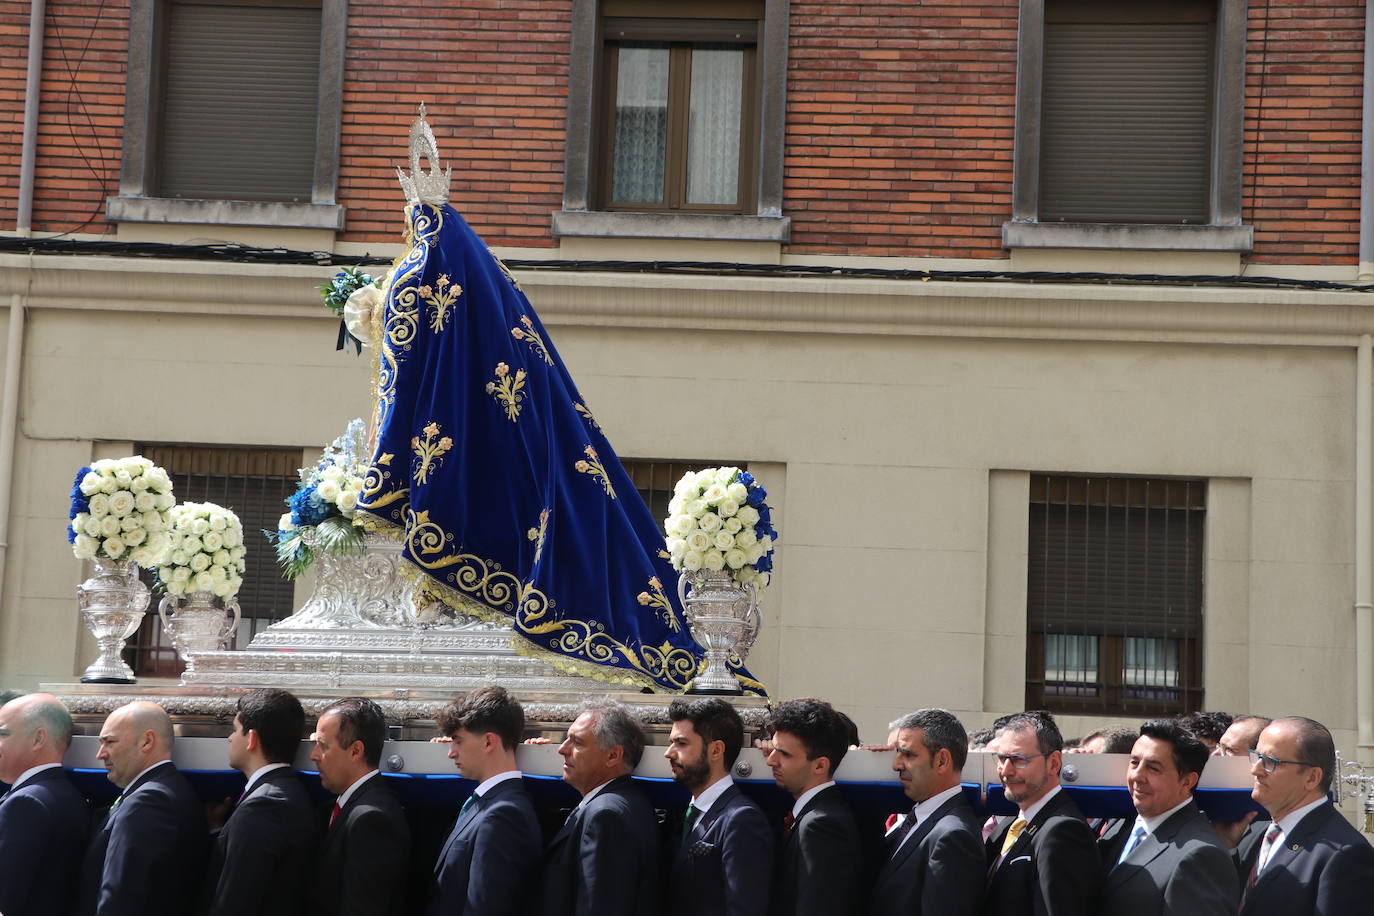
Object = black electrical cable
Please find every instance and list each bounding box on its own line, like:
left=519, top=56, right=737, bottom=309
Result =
left=2, top=234, right=1371, bottom=293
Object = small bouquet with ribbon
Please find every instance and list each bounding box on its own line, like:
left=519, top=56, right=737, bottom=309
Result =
left=662, top=467, right=778, bottom=589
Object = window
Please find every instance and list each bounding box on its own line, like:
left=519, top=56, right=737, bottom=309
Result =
left=1005, top=0, right=1250, bottom=250
left=126, top=445, right=301, bottom=677
left=109, top=0, right=346, bottom=229
left=1026, top=474, right=1205, bottom=715
left=554, top=0, right=790, bottom=242
left=622, top=458, right=748, bottom=521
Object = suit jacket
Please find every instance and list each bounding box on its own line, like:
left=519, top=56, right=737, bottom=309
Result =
left=75, top=760, right=210, bottom=916
left=309, top=772, right=412, bottom=916
left=771, top=783, right=862, bottom=916
left=868, top=790, right=985, bottom=916
left=425, top=775, right=542, bottom=916
left=1238, top=800, right=1374, bottom=916
left=539, top=774, right=660, bottom=916
left=1097, top=800, right=1238, bottom=916
left=200, top=766, right=318, bottom=916
left=670, top=782, right=775, bottom=916
left=982, top=789, right=1098, bottom=916
left=0, top=767, right=89, bottom=916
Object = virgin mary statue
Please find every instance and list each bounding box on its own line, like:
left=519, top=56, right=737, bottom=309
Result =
left=352, top=109, right=762, bottom=694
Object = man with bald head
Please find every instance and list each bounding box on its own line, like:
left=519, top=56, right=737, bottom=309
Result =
left=0, top=693, right=88, bottom=916
left=76, top=700, right=208, bottom=916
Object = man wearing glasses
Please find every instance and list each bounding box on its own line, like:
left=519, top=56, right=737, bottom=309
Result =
left=982, top=711, right=1098, bottom=916
left=1238, top=716, right=1374, bottom=915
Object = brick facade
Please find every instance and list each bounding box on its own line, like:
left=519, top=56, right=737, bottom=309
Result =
left=0, top=0, right=1365, bottom=264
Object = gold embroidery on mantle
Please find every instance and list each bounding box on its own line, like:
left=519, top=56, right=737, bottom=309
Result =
left=574, top=401, right=599, bottom=430
left=410, top=422, right=453, bottom=485
left=575, top=445, right=616, bottom=499
left=419, top=273, right=462, bottom=332
left=511, top=316, right=554, bottom=365
left=637, top=577, right=679, bottom=632
left=486, top=362, right=527, bottom=421
left=527, top=508, right=550, bottom=565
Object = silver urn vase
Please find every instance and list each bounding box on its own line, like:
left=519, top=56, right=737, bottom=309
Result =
left=677, top=569, right=761, bottom=694
left=158, top=590, right=241, bottom=662
left=77, top=557, right=150, bottom=683
left=271, top=529, right=422, bottom=629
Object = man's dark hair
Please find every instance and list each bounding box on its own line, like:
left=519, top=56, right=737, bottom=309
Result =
left=999, top=711, right=1064, bottom=756
left=894, top=708, right=969, bottom=770
left=321, top=697, right=388, bottom=768
left=236, top=689, right=305, bottom=765
left=765, top=698, right=851, bottom=776
left=1177, top=710, right=1233, bottom=745
left=436, top=686, right=526, bottom=751
left=968, top=728, right=995, bottom=751
left=1083, top=725, right=1138, bottom=755
left=1139, top=719, right=1209, bottom=781
left=1277, top=716, right=1337, bottom=794
left=668, top=697, right=745, bottom=767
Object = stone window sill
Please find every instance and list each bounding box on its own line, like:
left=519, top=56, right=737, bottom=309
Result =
left=552, top=210, right=790, bottom=243
left=1003, top=221, right=1253, bottom=252
left=107, top=196, right=345, bottom=231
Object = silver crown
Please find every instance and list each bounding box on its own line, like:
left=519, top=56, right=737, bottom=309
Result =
left=397, top=103, right=451, bottom=206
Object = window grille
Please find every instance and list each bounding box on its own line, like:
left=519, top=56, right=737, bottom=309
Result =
left=621, top=458, right=749, bottom=524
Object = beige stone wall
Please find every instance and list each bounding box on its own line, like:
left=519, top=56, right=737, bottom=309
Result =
left=1, top=253, right=1371, bottom=771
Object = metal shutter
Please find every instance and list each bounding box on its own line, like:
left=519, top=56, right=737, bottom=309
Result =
left=157, top=2, right=321, bottom=201
left=1039, top=22, right=1213, bottom=224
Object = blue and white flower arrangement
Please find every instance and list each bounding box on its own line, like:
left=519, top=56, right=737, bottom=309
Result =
left=270, top=419, right=370, bottom=579
left=157, top=502, right=246, bottom=598
left=663, top=467, right=778, bottom=589
left=68, top=456, right=176, bottom=567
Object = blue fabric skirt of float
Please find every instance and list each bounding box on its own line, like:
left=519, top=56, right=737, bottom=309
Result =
left=356, top=201, right=764, bottom=695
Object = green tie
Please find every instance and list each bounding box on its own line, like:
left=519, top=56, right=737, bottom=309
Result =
left=682, top=803, right=702, bottom=843
left=458, top=794, right=476, bottom=821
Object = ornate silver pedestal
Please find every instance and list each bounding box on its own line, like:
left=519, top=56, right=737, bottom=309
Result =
left=678, top=569, right=761, bottom=694
left=77, top=557, right=150, bottom=684
left=159, top=591, right=240, bottom=663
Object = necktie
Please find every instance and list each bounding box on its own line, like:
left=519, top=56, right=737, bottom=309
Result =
left=783, top=811, right=795, bottom=835
left=329, top=802, right=341, bottom=829
left=1249, top=823, right=1283, bottom=888
left=458, top=794, right=477, bottom=822
left=108, top=793, right=125, bottom=813
left=981, top=814, right=999, bottom=843
left=1114, top=824, right=1147, bottom=869
left=889, top=808, right=919, bottom=856
left=682, top=803, right=702, bottom=843
left=998, top=817, right=1027, bottom=858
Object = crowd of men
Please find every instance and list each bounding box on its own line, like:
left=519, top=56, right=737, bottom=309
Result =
left=0, top=688, right=1371, bottom=916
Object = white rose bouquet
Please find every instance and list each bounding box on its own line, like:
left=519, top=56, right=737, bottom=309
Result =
left=157, top=502, right=246, bottom=599
left=270, top=418, right=369, bottom=579
left=662, top=467, right=778, bottom=589
left=67, top=456, right=175, bottom=567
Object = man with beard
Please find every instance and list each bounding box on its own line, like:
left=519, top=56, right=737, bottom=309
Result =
left=983, top=711, right=1098, bottom=916
left=664, top=697, right=774, bottom=916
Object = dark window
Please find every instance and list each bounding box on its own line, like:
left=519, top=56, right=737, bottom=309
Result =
left=155, top=0, right=322, bottom=201
left=1039, top=0, right=1214, bottom=224
left=622, top=458, right=748, bottom=524
left=597, top=1, right=761, bottom=214
left=127, top=445, right=300, bottom=678
left=1026, top=474, right=1205, bottom=716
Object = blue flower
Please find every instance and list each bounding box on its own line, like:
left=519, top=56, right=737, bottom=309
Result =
left=757, top=505, right=771, bottom=524
left=755, top=555, right=773, bottom=573
left=69, top=466, right=91, bottom=520
left=66, top=523, right=77, bottom=544
left=288, top=485, right=330, bottom=526
left=738, top=471, right=755, bottom=487
left=746, top=487, right=766, bottom=508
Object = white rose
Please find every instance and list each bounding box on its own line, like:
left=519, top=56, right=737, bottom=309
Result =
left=667, top=496, right=684, bottom=516
left=124, top=528, right=146, bottom=546
left=715, top=467, right=737, bottom=485
left=118, top=457, right=146, bottom=476
left=703, top=549, right=726, bottom=571
left=208, top=565, right=227, bottom=583
left=146, top=468, right=171, bottom=491
left=717, top=499, right=739, bottom=518
left=108, top=490, right=135, bottom=517
left=231, top=546, right=246, bottom=561
left=92, top=458, right=116, bottom=473
left=119, top=515, right=140, bottom=532
left=737, top=567, right=757, bottom=585
left=72, top=512, right=89, bottom=531
left=757, top=535, right=772, bottom=552
left=681, top=550, right=705, bottom=572
left=157, top=492, right=175, bottom=510
left=725, top=548, right=747, bottom=569
left=735, top=529, right=757, bottom=549
left=318, top=480, right=341, bottom=503
left=684, top=499, right=706, bottom=519
left=103, top=536, right=126, bottom=558
left=214, top=549, right=232, bottom=568
left=735, top=506, right=760, bottom=527
left=726, top=482, right=748, bottom=503
left=142, top=511, right=163, bottom=532
left=79, top=472, right=103, bottom=496
left=173, top=566, right=192, bottom=582
left=713, top=530, right=735, bottom=551
left=209, top=514, right=228, bottom=532
left=171, top=550, right=189, bottom=566
left=100, top=476, right=119, bottom=494
left=99, top=516, right=121, bottom=538
left=88, top=493, right=110, bottom=517
left=191, top=518, right=210, bottom=536
left=702, top=484, right=727, bottom=505
left=222, top=528, right=242, bottom=549
left=83, top=517, right=102, bottom=537
left=114, top=469, right=133, bottom=487
left=685, top=531, right=712, bottom=552
left=193, top=571, right=214, bottom=592
left=746, top=544, right=764, bottom=564
left=74, top=534, right=98, bottom=559
left=670, top=515, right=695, bottom=538
left=667, top=537, right=688, bottom=559
left=203, top=531, right=224, bottom=551
left=165, top=579, right=185, bottom=597
left=190, top=552, right=210, bottom=572
left=694, top=470, right=716, bottom=488
left=724, top=516, right=743, bottom=534
left=322, top=464, right=344, bottom=482
left=145, top=533, right=171, bottom=558
left=279, top=513, right=296, bottom=532
left=698, top=512, right=722, bottom=534
left=673, top=477, right=698, bottom=500
left=133, top=492, right=156, bottom=513
left=337, top=490, right=359, bottom=514
left=130, top=476, right=150, bottom=493
left=213, top=579, right=237, bottom=598
left=184, top=536, right=204, bottom=554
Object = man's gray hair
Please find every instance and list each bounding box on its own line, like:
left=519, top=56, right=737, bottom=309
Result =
left=894, top=708, right=969, bottom=770
left=580, top=697, right=647, bottom=770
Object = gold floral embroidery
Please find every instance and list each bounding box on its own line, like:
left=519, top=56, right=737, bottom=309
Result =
left=574, top=445, right=616, bottom=499
left=419, top=273, right=462, bottom=332
left=637, top=577, right=679, bottom=632
left=485, top=362, right=527, bottom=421
left=410, top=422, right=454, bottom=484
left=527, top=508, right=551, bottom=565
left=574, top=401, right=599, bottom=430
left=511, top=315, right=554, bottom=366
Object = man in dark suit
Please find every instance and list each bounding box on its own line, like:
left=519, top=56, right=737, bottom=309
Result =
left=665, top=696, right=774, bottom=916
left=76, top=700, right=209, bottom=916
left=426, top=685, right=541, bottom=916
left=1238, top=715, right=1374, bottom=915
left=1097, top=719, right=1238, bottom=916
left=0, top=693, right=88, bottom=916
left=200, top=688, right=316, bottom=916
left=869, top=708, right=984, bottom=916
left=540, top=697, right=660, bottom=916
left=982, top=711, right=1098, bottom=916
left=308, top=697, right=411, bottom=916
left=765, top=697, right=861, bottom=916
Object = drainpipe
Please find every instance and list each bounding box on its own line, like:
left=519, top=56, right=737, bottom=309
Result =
left=1358, top=335, right=1373, bottom=751
left=16, top=0, right=45, bottom=236
left=0, top=293, right=27, bottom=614
left=1361, top=0, right=1374, bottom=279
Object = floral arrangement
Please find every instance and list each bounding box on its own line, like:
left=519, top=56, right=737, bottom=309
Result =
left=157, top=502, right=246, bottom=599
left=322, top=267, right=382, bottom=353
left=662, top=467, right=777, bottom=588
left=68, top=456, right=175, bottom=567
left=321, top=266, right=379, bottom=316
left=270, top=419, right=369, bottom=578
